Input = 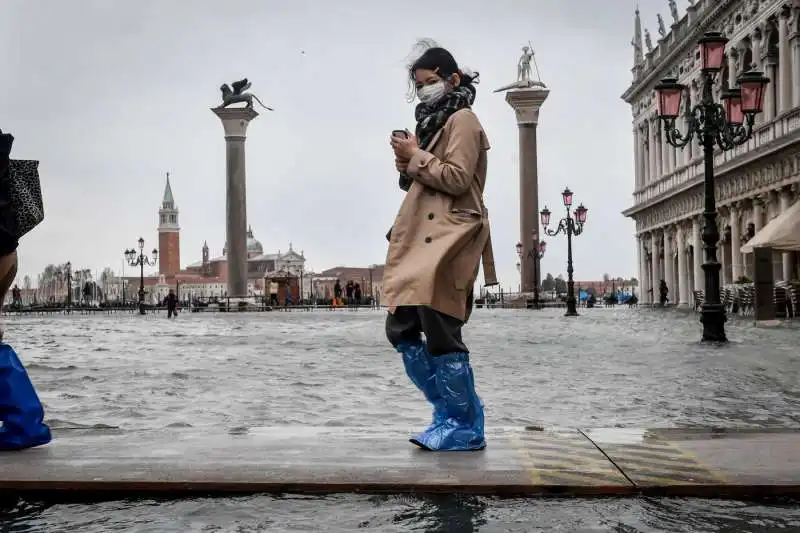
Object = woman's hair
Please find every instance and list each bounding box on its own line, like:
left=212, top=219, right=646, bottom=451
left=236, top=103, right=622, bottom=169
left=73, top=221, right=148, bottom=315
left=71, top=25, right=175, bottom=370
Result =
left=405, top=40, right=478, bottom=101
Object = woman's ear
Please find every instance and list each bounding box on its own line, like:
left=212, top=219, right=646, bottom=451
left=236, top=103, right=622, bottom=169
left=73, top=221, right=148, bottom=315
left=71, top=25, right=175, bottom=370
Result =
left=450, top=73, right=461, bottom=87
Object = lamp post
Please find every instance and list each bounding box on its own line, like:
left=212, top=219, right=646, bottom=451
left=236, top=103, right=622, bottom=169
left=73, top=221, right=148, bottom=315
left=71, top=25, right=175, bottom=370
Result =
left=124, top=237, right=158, bottom=315
left=65, top=262, right=72, bottom=309
left=368, top=264, right=377, bottom=308
left=516, top=233, right=547, bottom=309
left=654, top=31, right=769, bottom=343
left=540, top=187, right=588, bottom=317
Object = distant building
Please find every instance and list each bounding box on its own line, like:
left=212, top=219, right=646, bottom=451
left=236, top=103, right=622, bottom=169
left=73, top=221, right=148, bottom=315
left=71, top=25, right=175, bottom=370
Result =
left=118, top=175, right=309, bottom=303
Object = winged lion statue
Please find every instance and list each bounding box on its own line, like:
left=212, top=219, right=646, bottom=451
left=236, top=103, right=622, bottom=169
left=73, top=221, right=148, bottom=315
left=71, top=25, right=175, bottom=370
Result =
left=216, top=78, right=273, bottom=111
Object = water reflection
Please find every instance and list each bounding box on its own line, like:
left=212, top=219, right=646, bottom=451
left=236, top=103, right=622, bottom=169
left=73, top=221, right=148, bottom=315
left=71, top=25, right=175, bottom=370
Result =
left=2, top=495, right=800, bottom=531
left=370, top=494, right=487, bottom=532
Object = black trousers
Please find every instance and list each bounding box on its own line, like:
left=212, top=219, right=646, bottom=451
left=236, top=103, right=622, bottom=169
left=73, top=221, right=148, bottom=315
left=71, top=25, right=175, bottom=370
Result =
left=167, top=306, right=176, bottom=318
left=386, top=306, right=468, bottom=356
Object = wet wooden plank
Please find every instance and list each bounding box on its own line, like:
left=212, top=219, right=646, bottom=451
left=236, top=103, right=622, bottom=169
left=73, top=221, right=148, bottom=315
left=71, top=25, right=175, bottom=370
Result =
left=0, top=427, right=632, bottom=498
left=583, top=427, right=800, bottom=498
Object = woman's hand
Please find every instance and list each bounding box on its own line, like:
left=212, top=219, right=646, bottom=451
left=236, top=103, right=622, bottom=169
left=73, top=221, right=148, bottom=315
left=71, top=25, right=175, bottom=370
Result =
left=390, top=132, right=419, bottom=161
left=395, top=157, right=408, bottom=173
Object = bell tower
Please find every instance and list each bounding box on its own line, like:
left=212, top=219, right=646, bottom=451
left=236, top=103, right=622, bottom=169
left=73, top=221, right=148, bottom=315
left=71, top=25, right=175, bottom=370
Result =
left=158, top=172, right=180, bottom=276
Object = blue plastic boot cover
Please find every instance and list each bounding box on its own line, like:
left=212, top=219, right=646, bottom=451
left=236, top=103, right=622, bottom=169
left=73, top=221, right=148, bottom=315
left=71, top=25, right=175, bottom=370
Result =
left=396, top=342, right=446, bottom=430
left=411, top=352, right=486, bottom=451
left=0, top=343, right=51, bottom=450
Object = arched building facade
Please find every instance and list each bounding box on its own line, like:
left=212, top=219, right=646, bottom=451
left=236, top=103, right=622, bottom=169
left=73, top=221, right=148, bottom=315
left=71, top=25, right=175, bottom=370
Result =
left=623, top=0, right=800, bottom=305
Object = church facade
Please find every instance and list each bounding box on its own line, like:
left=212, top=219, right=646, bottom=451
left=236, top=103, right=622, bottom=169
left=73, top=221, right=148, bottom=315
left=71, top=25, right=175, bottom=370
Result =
left=122, top=175, right=309, bottom=303
left=623, top=0, right=800, bottom=305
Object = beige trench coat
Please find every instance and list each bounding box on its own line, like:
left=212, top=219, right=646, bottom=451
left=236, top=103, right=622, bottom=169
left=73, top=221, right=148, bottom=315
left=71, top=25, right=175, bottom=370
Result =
left=383, top=108, right=498, bottom=322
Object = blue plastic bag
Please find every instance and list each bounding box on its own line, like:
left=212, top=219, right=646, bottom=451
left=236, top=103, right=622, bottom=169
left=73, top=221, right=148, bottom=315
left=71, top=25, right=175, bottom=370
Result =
left=0, top=343, right=51, bottom=450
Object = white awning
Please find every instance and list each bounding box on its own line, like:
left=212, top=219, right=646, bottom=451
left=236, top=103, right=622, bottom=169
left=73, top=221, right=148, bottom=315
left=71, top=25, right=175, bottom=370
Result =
left=740, top=200, right=800, bottom=254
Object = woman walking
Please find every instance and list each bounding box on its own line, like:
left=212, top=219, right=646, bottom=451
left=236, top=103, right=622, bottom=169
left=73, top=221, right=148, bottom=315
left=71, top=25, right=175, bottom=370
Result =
left=385, top=44, right=496, bottom=451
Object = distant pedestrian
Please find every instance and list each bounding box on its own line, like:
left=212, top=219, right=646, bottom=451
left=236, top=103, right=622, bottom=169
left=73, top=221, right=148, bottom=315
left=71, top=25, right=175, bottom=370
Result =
left=0, top=128, right=51, bottom=450
left=354, top=282, right=362, bottom=305
left=659, top=280, right=669, bottom=307
left=165, top=289, right=178, bottom=318
left=345, top=280, right=354, bottom=304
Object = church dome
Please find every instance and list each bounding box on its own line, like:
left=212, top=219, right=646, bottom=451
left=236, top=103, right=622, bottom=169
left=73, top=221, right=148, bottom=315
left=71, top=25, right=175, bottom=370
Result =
left=246, top=226, right=263, bottom=255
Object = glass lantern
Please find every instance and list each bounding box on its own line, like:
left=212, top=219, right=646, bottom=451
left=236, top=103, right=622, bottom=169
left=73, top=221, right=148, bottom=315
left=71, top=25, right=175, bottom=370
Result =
left=540, top=207, right=551, bottom=227
left=561, top=188, right=573, bottom=207
left=698, top=32, right=728, bottom=71
left=737, top=70, right=770, bottom=114
left=654, top=78, right=685, bottom=119
left=721, top=88, right=744, bottom=125
left=574, top=204, right=588, bottom=224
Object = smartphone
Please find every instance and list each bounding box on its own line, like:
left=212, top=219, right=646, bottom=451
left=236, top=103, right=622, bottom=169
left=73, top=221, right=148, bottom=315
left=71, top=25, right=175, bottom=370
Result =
left=392, top=129, right=408, bottom=139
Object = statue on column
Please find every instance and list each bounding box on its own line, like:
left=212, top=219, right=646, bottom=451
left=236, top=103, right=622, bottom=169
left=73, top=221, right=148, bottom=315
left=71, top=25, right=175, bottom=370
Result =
left=517, top=46, right=534, bottom=82
left=494, top=43, right=546, bottom=92
left=216, top=78, right=274, bottom=111
left=644, top=29, right=653, bottom=51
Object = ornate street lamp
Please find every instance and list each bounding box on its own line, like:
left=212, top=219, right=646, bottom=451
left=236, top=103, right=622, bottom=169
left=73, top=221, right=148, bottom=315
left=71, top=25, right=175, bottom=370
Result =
left=125, top=237, right=158, bottom=315
left=516, top=232, right=547, bottom=309
left=541, top=187, right=587, bottom=317
left=654, top=31, right=769, bottom=343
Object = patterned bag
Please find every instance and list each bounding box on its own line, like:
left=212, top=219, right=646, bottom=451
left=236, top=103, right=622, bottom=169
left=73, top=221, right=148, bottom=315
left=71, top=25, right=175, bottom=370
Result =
left=5, top=160, right=44, bottom=239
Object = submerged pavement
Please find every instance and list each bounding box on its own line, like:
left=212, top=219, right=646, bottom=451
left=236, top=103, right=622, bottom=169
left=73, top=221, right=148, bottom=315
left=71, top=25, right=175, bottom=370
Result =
left=1, top=425, right=798, bottom=500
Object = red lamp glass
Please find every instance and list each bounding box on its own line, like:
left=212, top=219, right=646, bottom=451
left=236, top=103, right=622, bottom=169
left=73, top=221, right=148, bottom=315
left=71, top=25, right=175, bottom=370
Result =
left=721, top=88, right=744, bottom=125
left=737, top=70, right=770, bottom=113
left=561, top=188, right=573, bottom=207
left=540, top=207, right=551, bottom=227
left=698, top=32, right=728, bottom=71
left=515, top=242, right=523, bottom=256
left=574, top=204, right=588, bottom=224
left=538, top=240, right=547, bottom=254
left=654, top=78, right=685, bottom=119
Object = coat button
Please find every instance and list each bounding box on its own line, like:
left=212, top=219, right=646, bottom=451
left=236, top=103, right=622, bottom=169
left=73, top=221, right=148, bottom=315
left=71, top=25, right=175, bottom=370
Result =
left=428, top=213, right=434, bottom=220
left=425, top=237, right=432, bottom=243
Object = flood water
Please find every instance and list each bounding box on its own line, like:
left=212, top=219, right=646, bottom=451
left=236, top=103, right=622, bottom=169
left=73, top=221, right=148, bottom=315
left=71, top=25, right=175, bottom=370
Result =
left=1, top=308, right=799, bottom=531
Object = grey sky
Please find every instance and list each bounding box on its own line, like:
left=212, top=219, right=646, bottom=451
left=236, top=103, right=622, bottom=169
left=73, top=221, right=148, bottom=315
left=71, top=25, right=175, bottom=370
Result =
left=2, top=0, right=685, bottom=288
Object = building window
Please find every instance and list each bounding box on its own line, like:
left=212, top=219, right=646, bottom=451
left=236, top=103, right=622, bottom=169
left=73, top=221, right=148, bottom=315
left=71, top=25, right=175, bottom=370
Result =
left=161, top=215, right=166, bottom=224
left=170, top=215, right=176, bottom=223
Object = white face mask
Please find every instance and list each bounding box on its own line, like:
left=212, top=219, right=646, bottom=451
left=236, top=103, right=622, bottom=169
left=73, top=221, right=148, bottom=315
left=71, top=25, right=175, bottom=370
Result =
left=417, top=81, right=446, bottom=105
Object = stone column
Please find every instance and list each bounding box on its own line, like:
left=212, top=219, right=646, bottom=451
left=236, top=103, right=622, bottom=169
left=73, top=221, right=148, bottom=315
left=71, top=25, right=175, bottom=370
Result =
left=657, top=128, right=665, bottom=177
left=504, top=87, right=549, bottom=294
left=791, top=17, right=800, bottom=107
left=751, top=28, right=765, bottom=126
left=677, top=224, right=689, bottom=307
left=763, top=57, right=777, bottom=121
left=779, top=10, right=793, bottom=114
left=639, top=233, right=650, bottom=303
left=651, top=233, right=660, bottom=303
left=648, top=118, right=657, bottom=182
left=780, top=189, right=793, bottom=281
left=633, top=127, right=642, bottom=188
left=729, top=203, right=742, bottom=281
left=692, top=217, right=703, bottom=294
left=663, top=231, right=674, bottom=303
left=211, top=106, right=259, bottom=298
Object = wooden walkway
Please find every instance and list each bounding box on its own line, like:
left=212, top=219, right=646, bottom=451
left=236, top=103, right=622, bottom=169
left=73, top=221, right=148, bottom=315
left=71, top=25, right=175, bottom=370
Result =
left=0, top=426, right=797, bottom=500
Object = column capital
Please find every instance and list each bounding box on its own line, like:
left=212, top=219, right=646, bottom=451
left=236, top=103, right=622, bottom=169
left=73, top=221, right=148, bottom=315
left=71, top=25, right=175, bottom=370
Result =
left=211, top=106, right=259, bottom=138
left=504, top=88, right=550, bottom=125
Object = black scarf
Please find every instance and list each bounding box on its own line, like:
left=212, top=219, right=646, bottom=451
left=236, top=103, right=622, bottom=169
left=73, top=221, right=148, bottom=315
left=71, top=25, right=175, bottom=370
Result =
left=399, top=84, right=476, bottom=191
